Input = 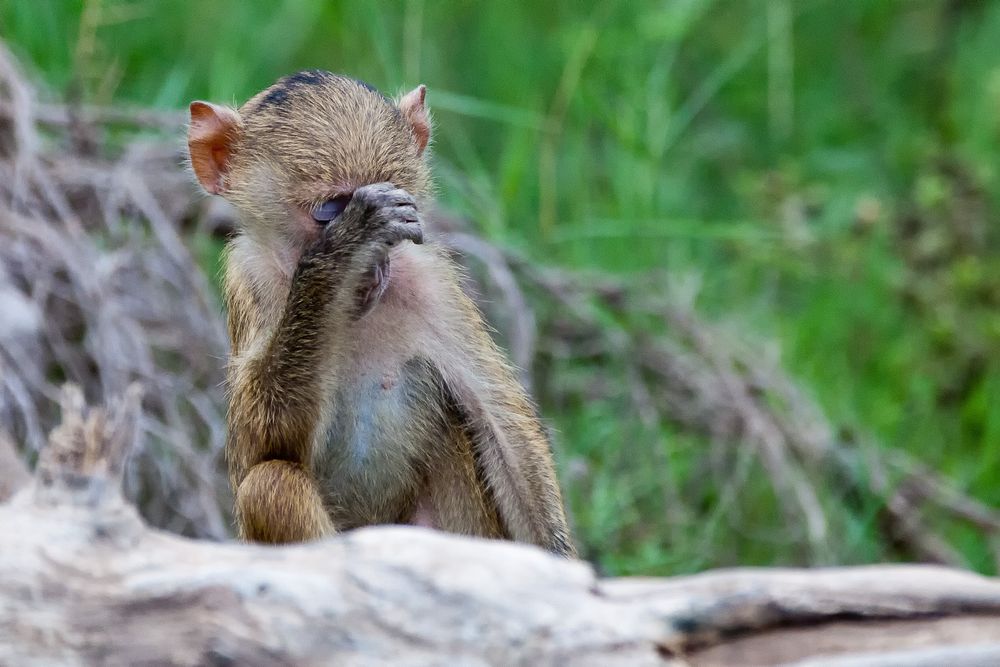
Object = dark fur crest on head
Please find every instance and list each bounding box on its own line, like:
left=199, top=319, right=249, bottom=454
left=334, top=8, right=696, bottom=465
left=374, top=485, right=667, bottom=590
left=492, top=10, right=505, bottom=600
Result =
left=251, top=70, right=390, bottom=115
left=228, top=71, right=431, bottom=208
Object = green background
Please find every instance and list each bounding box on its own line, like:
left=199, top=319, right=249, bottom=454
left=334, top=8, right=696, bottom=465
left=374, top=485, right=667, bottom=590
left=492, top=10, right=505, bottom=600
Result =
left=4, top=0, right=1000, bottom=575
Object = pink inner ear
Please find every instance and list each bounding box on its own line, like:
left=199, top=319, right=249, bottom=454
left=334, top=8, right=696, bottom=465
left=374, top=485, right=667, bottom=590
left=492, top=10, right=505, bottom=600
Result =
left=399, top=85, right=430, bottom=155
left=188, top=102, right=241, bottom=194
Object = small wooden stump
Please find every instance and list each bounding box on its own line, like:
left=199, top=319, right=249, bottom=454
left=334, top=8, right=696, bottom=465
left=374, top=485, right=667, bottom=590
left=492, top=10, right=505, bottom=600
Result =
left=2, top=386, right=999, bottom=666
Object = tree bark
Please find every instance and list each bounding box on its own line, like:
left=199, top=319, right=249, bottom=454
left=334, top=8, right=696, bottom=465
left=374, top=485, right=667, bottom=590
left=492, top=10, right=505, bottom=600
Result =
left=3, top=387, right=1000, bottom=666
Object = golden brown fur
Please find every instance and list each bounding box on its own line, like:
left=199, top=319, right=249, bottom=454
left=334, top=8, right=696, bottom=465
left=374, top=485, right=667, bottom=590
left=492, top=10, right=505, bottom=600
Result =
left=187, top=71, right=575, bottom=556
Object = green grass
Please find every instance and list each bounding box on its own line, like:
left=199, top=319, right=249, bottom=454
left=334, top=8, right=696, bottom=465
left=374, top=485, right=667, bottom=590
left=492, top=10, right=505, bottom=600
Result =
left=4, top=0, right=1000, bottom=575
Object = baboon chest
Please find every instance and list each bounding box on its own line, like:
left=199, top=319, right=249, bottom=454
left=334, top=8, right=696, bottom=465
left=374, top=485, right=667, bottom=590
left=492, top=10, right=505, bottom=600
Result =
left=312, top=356, right=445, bottom=526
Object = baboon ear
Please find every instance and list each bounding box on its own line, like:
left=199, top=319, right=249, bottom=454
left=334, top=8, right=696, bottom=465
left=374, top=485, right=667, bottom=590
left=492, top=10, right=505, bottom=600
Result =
left=398, top=85, right=431, bottom=155
left=187, top=101, right=243, bottom=195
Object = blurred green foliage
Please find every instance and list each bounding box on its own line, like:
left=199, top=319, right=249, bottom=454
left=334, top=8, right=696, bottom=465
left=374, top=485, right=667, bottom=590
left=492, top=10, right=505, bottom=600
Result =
left=3, top=0, right=999, bottom=575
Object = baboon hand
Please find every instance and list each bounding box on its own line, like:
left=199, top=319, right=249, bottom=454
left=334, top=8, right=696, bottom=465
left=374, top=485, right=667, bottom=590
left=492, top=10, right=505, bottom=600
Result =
left=325, top=182, right=423, bottom=254
left=323, top=183, right=423, bottom=316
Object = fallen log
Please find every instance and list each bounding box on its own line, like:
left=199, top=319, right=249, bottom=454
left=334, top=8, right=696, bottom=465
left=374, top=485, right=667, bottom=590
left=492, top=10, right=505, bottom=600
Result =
left=2, top=388, right=1000, bottom=666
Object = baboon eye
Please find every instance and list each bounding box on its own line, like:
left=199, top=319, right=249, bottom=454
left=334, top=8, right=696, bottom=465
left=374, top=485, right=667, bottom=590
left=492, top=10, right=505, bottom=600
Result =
left=312, top=195, right=351, bottom=223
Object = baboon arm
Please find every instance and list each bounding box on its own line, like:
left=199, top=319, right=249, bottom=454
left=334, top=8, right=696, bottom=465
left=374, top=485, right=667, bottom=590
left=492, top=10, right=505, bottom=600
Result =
left=444, top=374, right=576, bottom=557
left=223, top=252, right=350, bottom=524
left=225, top=278, right=343, bottom=543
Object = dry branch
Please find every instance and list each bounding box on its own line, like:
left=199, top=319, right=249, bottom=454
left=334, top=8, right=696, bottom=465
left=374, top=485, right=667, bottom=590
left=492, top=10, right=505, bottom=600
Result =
left=3, top=388, right=1000, bottom=666
left=0, top=40, right=230, bottom=538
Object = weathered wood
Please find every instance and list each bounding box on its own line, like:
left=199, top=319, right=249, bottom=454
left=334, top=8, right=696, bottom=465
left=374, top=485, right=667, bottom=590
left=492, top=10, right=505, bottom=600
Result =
left=3, top=388, right=1000, bottom=666
left=0, top=429, right=29, bottom=501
